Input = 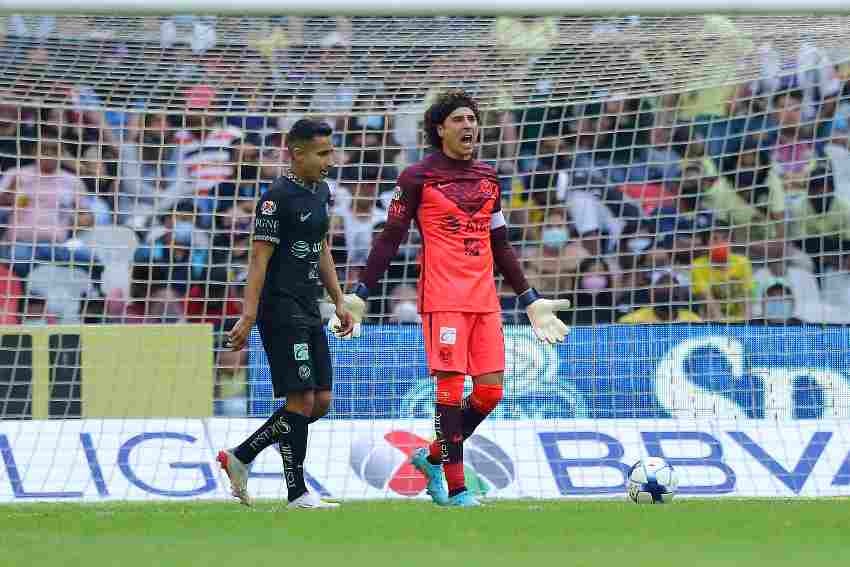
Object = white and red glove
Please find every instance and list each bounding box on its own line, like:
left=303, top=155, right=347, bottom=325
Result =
left=520, top=288, right=572, bottom=344
left=328, top=284, right=368, bottom=339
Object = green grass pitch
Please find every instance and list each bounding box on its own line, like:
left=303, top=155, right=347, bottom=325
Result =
left=0, top=499, right=846, bottom=567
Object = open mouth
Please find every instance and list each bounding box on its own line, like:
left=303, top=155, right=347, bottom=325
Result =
left=461, top=133, right=474, bottom=144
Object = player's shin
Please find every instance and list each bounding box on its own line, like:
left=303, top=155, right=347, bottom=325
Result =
left=429, top=382, right=504, bottom=460
left=277, top=417, right=309, bottom=502
left=233, top=406, right=309, bottom=466
left=432, top=375, right=466, bottom=496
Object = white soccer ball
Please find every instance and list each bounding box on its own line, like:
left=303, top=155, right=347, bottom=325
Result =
left=627, top=457, right=678, bottom=504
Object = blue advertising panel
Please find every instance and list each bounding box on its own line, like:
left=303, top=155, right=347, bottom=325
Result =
left=248, top=324, right=850, bottom=420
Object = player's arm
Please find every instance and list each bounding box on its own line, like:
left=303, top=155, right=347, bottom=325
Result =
left=330, top=173, right=421, bottom=337
left=227, top=192, right=281, bottom=351
left=490, top=206, right=571, bottom=344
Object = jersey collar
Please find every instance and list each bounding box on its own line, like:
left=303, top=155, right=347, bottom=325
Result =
left=285, top=169, right=321, bottom=193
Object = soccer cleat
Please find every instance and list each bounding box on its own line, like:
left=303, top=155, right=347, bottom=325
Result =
left=447, top=490, right=482, bottom=507
left=410, top=447, right=449, bottom=505
left=217, top=449, right=252, bottom=507
left=287, top=491, right=340, bottom=510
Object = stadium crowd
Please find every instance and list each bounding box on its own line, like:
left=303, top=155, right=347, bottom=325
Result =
left=2, top=15, right=850, bottom=409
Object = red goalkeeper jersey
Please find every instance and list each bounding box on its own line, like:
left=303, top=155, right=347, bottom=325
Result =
left=386, top=152, right=503, bottom=313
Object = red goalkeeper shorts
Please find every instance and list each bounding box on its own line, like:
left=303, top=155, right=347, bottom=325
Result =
left=421, top=311, right=505, bottom=376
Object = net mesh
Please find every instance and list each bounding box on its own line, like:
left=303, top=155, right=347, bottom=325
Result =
left=1, top=14, right=850, bottom=500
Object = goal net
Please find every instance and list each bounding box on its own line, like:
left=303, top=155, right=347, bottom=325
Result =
left=2, top=13, right=850, bottom=501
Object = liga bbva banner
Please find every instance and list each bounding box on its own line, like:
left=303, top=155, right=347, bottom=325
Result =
left=2, top=419, right=850, bottom=502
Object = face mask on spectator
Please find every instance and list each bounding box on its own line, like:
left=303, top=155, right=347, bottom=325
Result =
left=392, top=300, right=421, bottom=323
left=581, top=274, right=608, bottom=291
left=625, top=236, right=652, bottom=253
left=764, top=298, right=794, bottom=320
left=710, top=243, right=730, bottom=264
left=363, top=115, right=385, bottom=130
left=542, top=227, right=568, bottom=249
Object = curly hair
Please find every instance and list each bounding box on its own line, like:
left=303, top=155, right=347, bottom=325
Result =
left=423, top=88, right=481, bottom=150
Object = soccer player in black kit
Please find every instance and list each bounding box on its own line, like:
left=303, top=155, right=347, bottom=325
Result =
left=217, top=119, right=353, bottom=509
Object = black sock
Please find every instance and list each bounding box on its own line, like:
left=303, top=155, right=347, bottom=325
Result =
left=233, top=407, right=305, bottom=465
left=278, top=414, right=310, bottom=502
left=461, top=396, right=488, bottom=439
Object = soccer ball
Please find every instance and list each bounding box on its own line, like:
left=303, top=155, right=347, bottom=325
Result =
left=627, top=457, right=678, bottom=504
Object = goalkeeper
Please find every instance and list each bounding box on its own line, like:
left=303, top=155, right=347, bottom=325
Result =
left=330, top=89, right=571, bottom=507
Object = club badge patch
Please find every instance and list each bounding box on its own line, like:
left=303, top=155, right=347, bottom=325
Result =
left=261, top=200, right=277, bottom=215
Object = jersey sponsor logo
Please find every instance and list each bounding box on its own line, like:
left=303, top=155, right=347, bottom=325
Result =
left=290, top=240, right=324, bottom=259
left=294, top=343, right=310, bottom=361
left=439, top=327, right=457, bottom=345
left=261, top=200, right=277, bottom=215
left=298, top=365, right=312, bottom=380
left=255, top=217, right=279, bottom=233
left=465, top=219, right=489, bottom=233
left=440, top=215, right=461, bottom=234
left=299, top=211, right=312, bottom=222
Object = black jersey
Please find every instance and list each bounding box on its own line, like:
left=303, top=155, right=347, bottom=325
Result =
left=253, top=173, right=332, bottom=320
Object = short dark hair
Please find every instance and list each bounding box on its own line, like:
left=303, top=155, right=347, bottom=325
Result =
left=424, top=88, right=480, bottom=149
left=286, top=118, right=333, bottom=150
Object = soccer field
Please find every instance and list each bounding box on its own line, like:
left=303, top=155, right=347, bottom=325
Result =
left=0, top=499, right=846, bottom=567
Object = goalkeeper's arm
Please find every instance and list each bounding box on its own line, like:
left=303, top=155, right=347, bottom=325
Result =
left=490, top=216, right=571, bottom=344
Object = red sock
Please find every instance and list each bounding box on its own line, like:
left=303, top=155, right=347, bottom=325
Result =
left=444, top=462, right=465, bottom=494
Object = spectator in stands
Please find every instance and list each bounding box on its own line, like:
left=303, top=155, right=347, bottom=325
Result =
left=565, top=256, right=617, bottom=326
left=681, top=158, right=786, bottom=261
left=633, top=117, right=684, bottom=183
left=210, top=196, right=254, bottom=282
left=118, top=111, right=178, bottom=222
left=562, top=179, right=642, bottom=257
left=163, top=85, right=256, bottom=228
left=750, top=278, right=804, bottom=325
left=334, top=164, right=389, bottom=268
left=522, top=208, right=589, bottom=299
left=618, top=272, right=701, bottom=323
left=479, top=108, right=519, bottom=195
left=0, top=127, right=103, bottom=279
left=647, top=168, right=715, bottom=266
left=765, top=89, right=816, bottom=195
left=787, top=170, right=850, bottom=276
left=690, top=222, right=755, bottom=321
left=0, top=96, right=35, bottom=173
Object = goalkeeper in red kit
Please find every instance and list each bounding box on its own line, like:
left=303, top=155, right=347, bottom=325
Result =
left=329, top=89, right=571, bottom=506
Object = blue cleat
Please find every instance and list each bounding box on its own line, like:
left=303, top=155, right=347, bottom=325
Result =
left=410, top=447, right=449, bottom=505
left=447, top=490, right=482, bottom=507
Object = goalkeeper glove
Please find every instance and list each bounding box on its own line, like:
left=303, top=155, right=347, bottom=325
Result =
left=520, top=288, right=572, bottom=344
left=328, top=283, right=368, bottom=339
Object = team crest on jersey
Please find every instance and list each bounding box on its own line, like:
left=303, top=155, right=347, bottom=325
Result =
left=261, top=200, right=277, bottom=215
left=391, top=186, right=404, bottom=201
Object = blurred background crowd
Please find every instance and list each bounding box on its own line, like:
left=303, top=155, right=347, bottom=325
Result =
left=2, top=14, right=850, bottom=412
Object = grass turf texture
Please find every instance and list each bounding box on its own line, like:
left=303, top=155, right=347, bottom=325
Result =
left=0, top=499, right=846, bottom=567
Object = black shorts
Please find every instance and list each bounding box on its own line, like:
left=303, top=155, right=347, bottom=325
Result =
left=256, top=316, right=332, bottom=397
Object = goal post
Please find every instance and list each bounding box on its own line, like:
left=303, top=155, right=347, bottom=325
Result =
left=0, top=12, right=849, bottom=502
